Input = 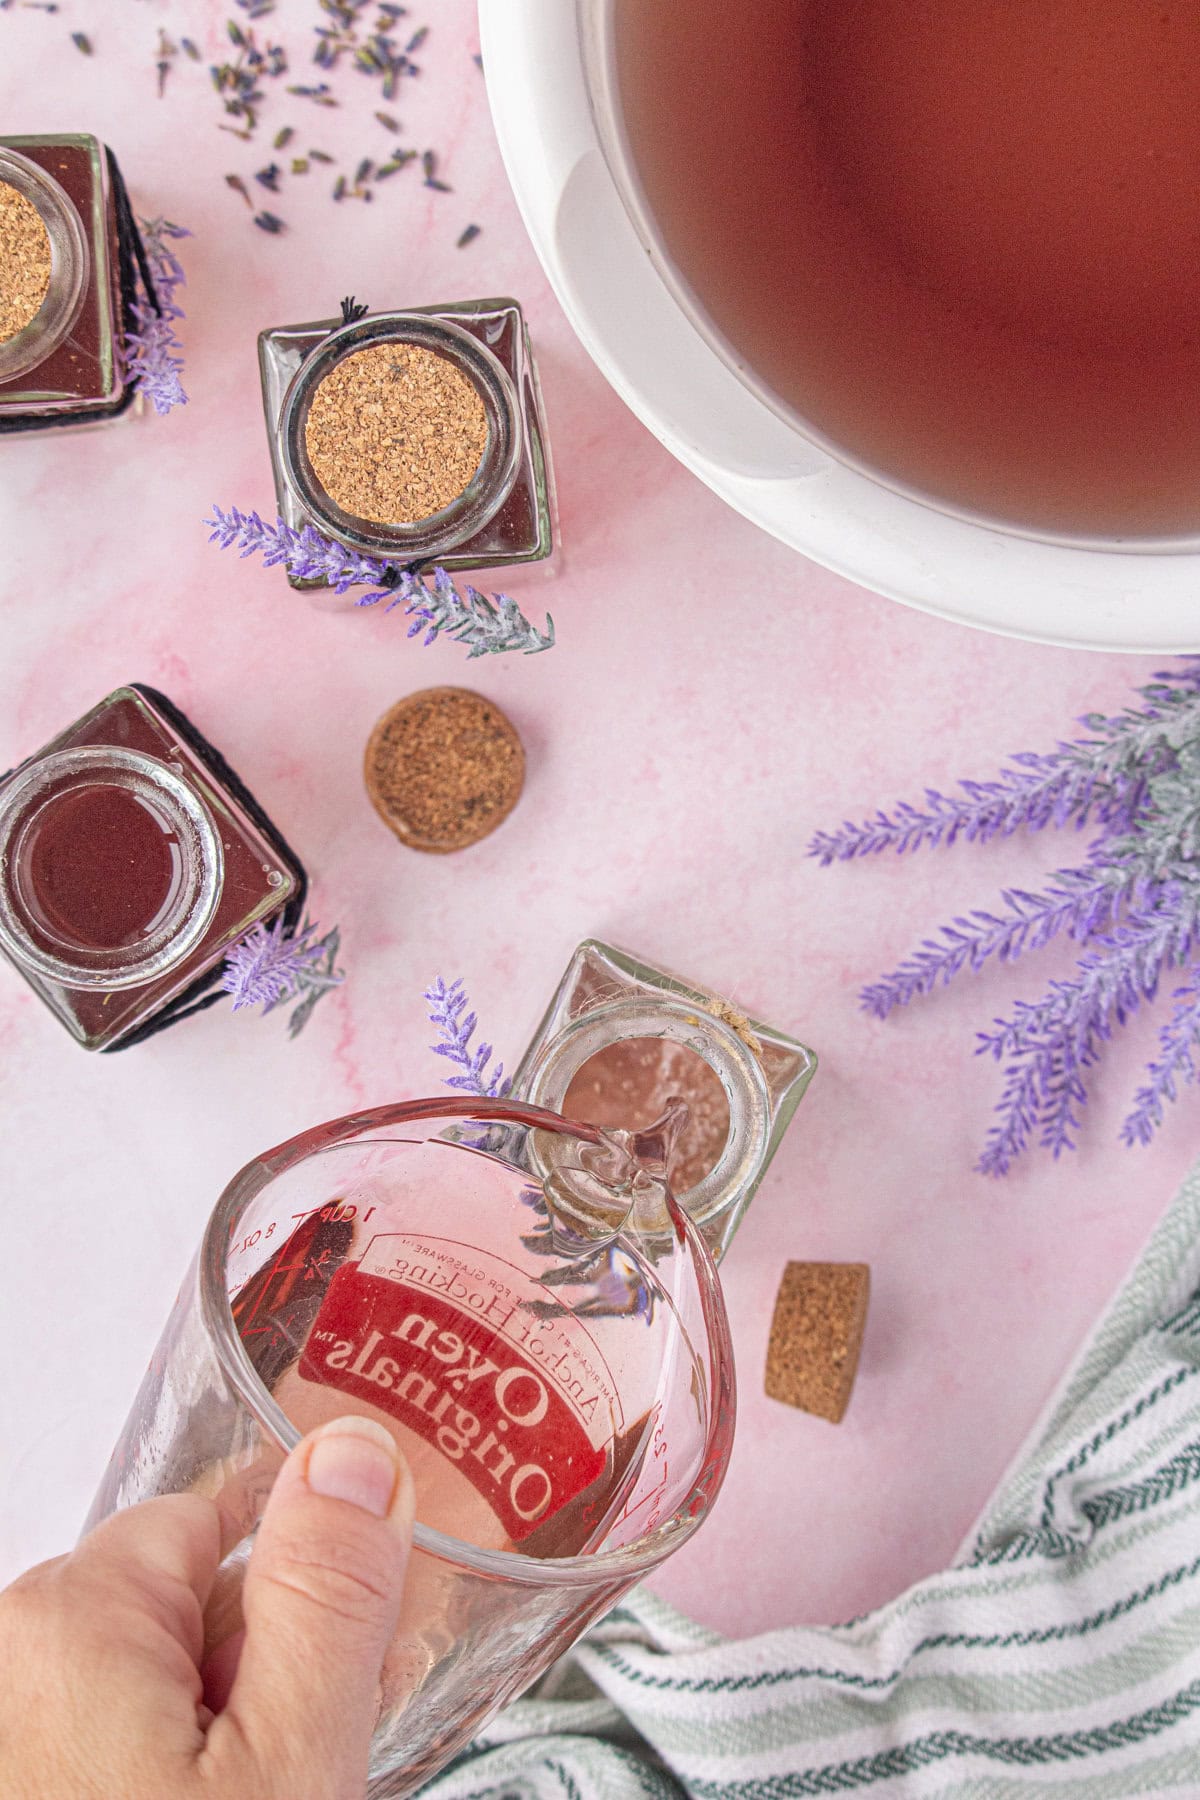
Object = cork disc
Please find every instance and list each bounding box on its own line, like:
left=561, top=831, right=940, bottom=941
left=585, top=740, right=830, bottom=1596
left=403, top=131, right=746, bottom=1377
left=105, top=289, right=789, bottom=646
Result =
left=305, top=342, right=489, bottom=525
left=0, top=181, right=51, bottom=343
left=363, top=687, right=525, bottom=853
left=764, top=1261, right=870, bottom=1424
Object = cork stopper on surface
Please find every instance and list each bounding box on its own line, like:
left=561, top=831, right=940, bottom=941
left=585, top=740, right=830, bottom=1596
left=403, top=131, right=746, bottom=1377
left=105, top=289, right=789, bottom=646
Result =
left=0, top=181, right=51, bottom=344
left=305, top=341, right=489, bottom=525
left=364, top=686, right=525, bottom=853
left=765, top=1261, right=870, bottom=1423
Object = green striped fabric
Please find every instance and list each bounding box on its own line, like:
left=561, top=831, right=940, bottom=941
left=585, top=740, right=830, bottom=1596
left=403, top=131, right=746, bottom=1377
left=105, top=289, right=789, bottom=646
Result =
left=423, top=1158, right=1200, bottom=1797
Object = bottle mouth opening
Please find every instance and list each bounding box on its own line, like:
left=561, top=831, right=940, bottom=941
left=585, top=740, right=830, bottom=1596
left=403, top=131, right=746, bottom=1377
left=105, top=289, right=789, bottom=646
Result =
left=279, top=310, right=522, bottom=559
left=522, top=997, right=773, bottom=1236
left=0, top=147, right=88, bottom=383
left=0, top=746, right=223, bottom=989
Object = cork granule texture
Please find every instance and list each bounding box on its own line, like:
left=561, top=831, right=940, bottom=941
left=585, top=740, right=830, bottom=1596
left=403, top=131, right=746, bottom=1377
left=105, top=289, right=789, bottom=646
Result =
left=305, top=342, right=488, bottom=525
left=765, top=1261, right=870, bottom=1423
left=364, top=686, right=525, bottom=853
left=0, top=182, right=51, bottom=343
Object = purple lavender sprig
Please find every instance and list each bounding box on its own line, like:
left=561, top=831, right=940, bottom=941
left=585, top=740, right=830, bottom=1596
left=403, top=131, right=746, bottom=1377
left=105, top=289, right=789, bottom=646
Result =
left=422, top=978, right=653, bottom=1321
left=205, top=507, right=555, bottom=657
left=1122, top=963, right=1200, bottom=1147
left=124, top=219, right=190, bottom=416
left=974, top=890, right=1200, bottom=1174
left=809, top=669, right=1200, bottom=865
left=372, top=564, right=555, bottom=660
left=812, top=664, right=1200, bottom=1172
left=425, top=976, right=509, bottom=1097
left=220, top=918, right=344, bottom=1037
left=860, top=864, right=1134, bottom=1020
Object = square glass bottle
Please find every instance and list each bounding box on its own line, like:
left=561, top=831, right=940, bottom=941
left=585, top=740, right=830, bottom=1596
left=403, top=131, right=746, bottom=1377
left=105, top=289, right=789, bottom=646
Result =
left=0, top=135, right=138, bottom=431
left=510, top=939, right=816, bottom=1259
left=258, top=298, right=555, bottom=590
left=0, top=686, right=306, bottom=1050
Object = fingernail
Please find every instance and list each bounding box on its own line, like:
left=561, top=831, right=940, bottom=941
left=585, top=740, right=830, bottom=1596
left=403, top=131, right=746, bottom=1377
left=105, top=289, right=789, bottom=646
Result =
left=306, top=1417, right=399, bottom=1519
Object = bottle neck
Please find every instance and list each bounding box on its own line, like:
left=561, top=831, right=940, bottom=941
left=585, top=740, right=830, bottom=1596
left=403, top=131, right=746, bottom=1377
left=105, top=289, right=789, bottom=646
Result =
left=521, top=994, right=772, bottom=1248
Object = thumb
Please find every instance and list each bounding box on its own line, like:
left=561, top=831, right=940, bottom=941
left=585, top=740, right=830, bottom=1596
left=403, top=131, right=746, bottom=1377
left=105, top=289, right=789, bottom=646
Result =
left=207, top=1416, right=414, bottom=1800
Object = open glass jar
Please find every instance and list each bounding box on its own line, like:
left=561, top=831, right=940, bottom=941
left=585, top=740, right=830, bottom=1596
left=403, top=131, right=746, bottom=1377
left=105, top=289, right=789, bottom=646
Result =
left=0, top=135, right=137, bottom=430
left=510, top=940, right=817, bottom=1259
left=0, top=686, right=306, bottom=1049
left=258, top=299, right=555, bottom=589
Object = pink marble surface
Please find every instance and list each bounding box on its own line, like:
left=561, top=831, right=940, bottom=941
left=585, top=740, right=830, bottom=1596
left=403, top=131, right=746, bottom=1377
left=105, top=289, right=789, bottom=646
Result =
left=1, top=0, right=1197, bottom=1640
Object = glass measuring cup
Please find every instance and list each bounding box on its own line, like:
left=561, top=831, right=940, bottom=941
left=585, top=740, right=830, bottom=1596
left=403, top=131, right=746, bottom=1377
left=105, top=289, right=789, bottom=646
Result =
left=84, top=1096, right=735, bottom=1798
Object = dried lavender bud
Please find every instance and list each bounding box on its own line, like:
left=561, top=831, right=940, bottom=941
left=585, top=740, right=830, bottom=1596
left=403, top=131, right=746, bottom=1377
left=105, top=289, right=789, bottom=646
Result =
left=309, top=148, right=335, bottom=163
left=273, top=125, right=294, bottom=149
left=456, top=223, right=480, bottom=248
left=255, top=163, right=282, bottom=190
left=375, top=110, right=400, bottom=131
left=253, top=210, right=286, bottom=233
left=287, top=81, right=337, bottom=105
left=70, top=30, right=92, bottom=53
left=225, top=174, right=253, bottom=206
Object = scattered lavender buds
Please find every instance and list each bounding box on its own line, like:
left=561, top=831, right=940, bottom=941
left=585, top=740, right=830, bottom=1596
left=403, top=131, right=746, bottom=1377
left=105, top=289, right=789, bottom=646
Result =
left=205, top=506, right=556, bottom=658
left=124, top=219, right=189, bottom=416
left=456, top=223, right=481, bottom=248
left=220, top=918, right=344, bottom=1037
left=210, top=18, right=287, bottom=139
left=425, top=976, right=509, bottom=1097
left=314, top=0, right=421, bottom=100
left=812, top=663, right=1200, bottom=1173
left=43, top=2, right=458, bottom=245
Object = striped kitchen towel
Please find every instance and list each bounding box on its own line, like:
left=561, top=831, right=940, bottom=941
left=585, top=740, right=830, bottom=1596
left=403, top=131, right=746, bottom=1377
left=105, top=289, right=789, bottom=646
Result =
left=423, top=1153, right=1200, bottom=1796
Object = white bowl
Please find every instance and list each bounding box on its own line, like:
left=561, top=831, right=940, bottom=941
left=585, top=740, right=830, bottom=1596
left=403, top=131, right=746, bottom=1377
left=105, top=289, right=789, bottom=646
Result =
left=479, top=0, right=1200, bottom=653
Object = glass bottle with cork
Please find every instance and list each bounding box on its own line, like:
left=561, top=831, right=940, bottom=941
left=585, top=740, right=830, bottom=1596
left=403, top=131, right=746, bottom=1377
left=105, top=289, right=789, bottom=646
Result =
left=259, top=299, right=555, bottom=594
left=0, top=135, right=146, bottom=431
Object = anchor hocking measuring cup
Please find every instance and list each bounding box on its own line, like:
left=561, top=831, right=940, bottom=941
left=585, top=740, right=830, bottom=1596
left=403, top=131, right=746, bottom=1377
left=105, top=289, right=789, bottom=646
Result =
left=85, top=1096, right=735, bottom=1798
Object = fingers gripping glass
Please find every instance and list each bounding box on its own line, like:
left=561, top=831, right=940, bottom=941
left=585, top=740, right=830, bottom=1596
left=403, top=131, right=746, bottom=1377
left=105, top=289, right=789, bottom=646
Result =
left=85, top=1096, right=735, bottom=1799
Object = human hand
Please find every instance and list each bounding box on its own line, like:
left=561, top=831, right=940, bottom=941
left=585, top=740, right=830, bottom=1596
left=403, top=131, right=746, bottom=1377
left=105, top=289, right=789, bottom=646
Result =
left=0, top=1416, right=414, bottom=1800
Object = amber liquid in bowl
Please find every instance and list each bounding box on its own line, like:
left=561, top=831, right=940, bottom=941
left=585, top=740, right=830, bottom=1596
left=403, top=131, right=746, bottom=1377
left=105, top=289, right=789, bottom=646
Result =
left=615, top=0, right=1200, bottom=542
